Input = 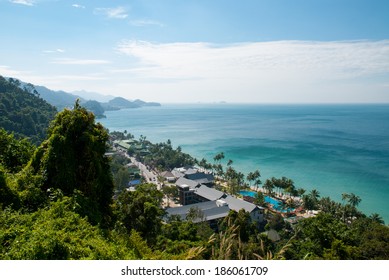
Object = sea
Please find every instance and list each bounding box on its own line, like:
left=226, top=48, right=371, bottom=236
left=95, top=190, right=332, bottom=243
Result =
left=99, top=104, right=389, bottom=223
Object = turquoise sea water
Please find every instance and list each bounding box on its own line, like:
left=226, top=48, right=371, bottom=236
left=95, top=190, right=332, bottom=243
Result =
left=99, top=104, right=389, bottom=223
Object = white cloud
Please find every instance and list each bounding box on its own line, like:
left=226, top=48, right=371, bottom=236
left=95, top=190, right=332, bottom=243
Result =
left=43, top=48, right=65, bottom=54
left=72, top=4, right=85, bottom=9
left=115, top=40, right=389, bottom=103
left=51, top=58, right=111, bottom=65
left=94, top=7, right=128, bottom=19
left=9, top=0, right=34, bottom=6
left=129, top=19, right=164, bottom=27
left=116, top=40, right=389, bottom=82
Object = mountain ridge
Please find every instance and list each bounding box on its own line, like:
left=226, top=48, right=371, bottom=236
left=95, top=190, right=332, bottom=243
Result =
left=5, top=77, right=161, bottom=117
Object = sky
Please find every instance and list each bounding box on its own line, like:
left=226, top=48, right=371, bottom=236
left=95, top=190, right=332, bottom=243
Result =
left=1, top=0, right=389, bottom=103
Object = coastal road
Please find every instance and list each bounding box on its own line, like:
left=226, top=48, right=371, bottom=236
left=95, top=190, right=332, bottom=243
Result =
left=129, top=157, right=158, bottom=184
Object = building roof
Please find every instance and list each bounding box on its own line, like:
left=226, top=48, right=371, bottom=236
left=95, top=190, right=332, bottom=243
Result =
left=116, top=140, right=131, bottom=150
left=171, top=169, right=184, bottom=178
left=185, top=168, right=198, bottom=175
left=161, top=171, right=175, bottom=178
left=176, top=177, right=199, bottom=189
left=185, top=172, right=214, bottom=184
left=165, top=200, right=229, bottom=223
left=195, top=185, right=225, bottom=201
left=221, top=195, right=259, bottom=213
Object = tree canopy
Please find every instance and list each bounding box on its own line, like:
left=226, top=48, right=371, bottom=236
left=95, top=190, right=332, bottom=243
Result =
left=27, top=101, right=114, bottom=226
left=0, top=76, right=57, bottom=144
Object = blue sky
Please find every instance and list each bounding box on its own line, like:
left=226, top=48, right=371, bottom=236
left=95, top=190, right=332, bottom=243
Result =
left=1, top=0, right=389, bottom=103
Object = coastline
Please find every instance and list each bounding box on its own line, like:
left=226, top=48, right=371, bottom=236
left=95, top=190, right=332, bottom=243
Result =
left=100, top=104, right=389, bottom=223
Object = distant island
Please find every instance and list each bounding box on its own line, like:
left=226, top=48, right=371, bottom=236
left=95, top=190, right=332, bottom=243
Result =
left=5, top=76, right=161, bottom=118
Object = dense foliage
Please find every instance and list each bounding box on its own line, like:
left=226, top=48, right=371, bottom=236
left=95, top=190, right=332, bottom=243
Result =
left=27, top=101, right=114, bottom=226
left=140, top=139, right=196, bottom=171
left=0, top=76, right=57, bottom=144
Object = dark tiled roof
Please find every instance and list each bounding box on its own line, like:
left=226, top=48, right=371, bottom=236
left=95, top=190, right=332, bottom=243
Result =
left=185, top=172, right=214, bottom=184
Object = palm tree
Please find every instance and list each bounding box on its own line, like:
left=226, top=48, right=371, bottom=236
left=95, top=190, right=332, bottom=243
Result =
left=305, top=189, right=320, bottom=210
left=236, top=171, right=245, bottom=187
left=341, top=193, right=350, bottom=222
left=302, top=194, right=315, bottom=211
left=309, top=189, right=320, bottom=201
left=252, top=170, right=261, bottom=191
left=246, top=172, right=254, bottom=187
left=284, top=198, right=296, bottom=214
left=263, top=179, right=274, bottom=196
left=297, top=188, right=306, bottom=198
left=347, top=193, right=361, bottom=208
left=214, top=164, right=224, bottom=178
left=369, top=213, right=384, bottom=224
left=213, top=152, right=225, bottom=164
left=341, top=193, right=350, bottom=203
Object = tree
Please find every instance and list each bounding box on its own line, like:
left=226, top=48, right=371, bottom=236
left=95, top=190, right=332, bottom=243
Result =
left=263, top=179, right=274, bottom=195
left=297, top=188, right=306, bottom=197
left=341, top=193, right=362, bottom=221
left=0, top=76, right=57, bottom=144
left=113, top=167, right=131, bottom=192
left=27, top=101, right=114, bottom=226
left=213, top=152, right=225, bottom=164
left=369, top=213, right=384, bottom=225
left=116, top=184, right=164, bottom=245
left=253, top=170, right=262, bottom=191
left=186, top=206, right=205, bottom=223
left=254, top=191, right=265, bottom=206
left=347, top=193, right=361, bottom=208
left=246, top=172, right=254, bottom=187
left=162, top=185, right=178, bottom=207
left=0, top=165, right=20, bottom=209
left=0, top=197, right=138, bottom=260
left=247, top=170, right=261, bottom=191
left=309, top=189, right=320, bottom=202
left=0, top=128, right=35, bottom=173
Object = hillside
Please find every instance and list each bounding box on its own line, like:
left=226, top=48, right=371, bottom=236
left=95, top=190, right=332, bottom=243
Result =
left=33, top=85, right=82, bottom=111
left=0, top=76, right=57, bottom=144
left=72, top=90, right=114, bottom=102
left=5, top=77, right=161, bottom=115
left=102, top=97, right=140, bottom=110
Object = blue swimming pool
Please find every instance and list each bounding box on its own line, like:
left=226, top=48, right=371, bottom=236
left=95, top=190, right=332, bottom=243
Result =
left=239, top=190, right=292, bottom=212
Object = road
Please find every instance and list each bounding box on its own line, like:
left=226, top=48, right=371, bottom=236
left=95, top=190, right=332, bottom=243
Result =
left=129, top=156, right=159, bottom=186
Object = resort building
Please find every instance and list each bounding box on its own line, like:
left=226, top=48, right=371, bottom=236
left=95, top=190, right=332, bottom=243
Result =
left=165, top=200, right=230, bottom=228
left=160, top=171, right=176, bottom=182
left=174, top=178, right=265, bottom=225
left=222, top=195, right=264, bottom=223
left=185, top=172, right=214, bottom=186
left=176, top=177, right=200, bottom=205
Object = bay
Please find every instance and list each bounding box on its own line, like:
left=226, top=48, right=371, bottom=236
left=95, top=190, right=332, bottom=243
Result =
left=99, top=104, right=389, bottom=223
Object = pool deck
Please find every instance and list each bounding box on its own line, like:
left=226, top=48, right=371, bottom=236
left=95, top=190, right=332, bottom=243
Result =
left=245, top=185, right=305, bottom=216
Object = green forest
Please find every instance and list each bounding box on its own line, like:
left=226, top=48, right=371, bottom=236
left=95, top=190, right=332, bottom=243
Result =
left=0, top=76, right=57, bottom=145
left=0, top=77, right=388, bottom=260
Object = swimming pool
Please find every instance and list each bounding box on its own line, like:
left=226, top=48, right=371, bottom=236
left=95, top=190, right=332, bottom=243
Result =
left=239, top=190, right=293, bottom=212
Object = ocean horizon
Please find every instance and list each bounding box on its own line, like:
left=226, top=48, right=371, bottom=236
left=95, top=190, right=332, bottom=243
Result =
left=99, top=103, right=389, bottom=223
